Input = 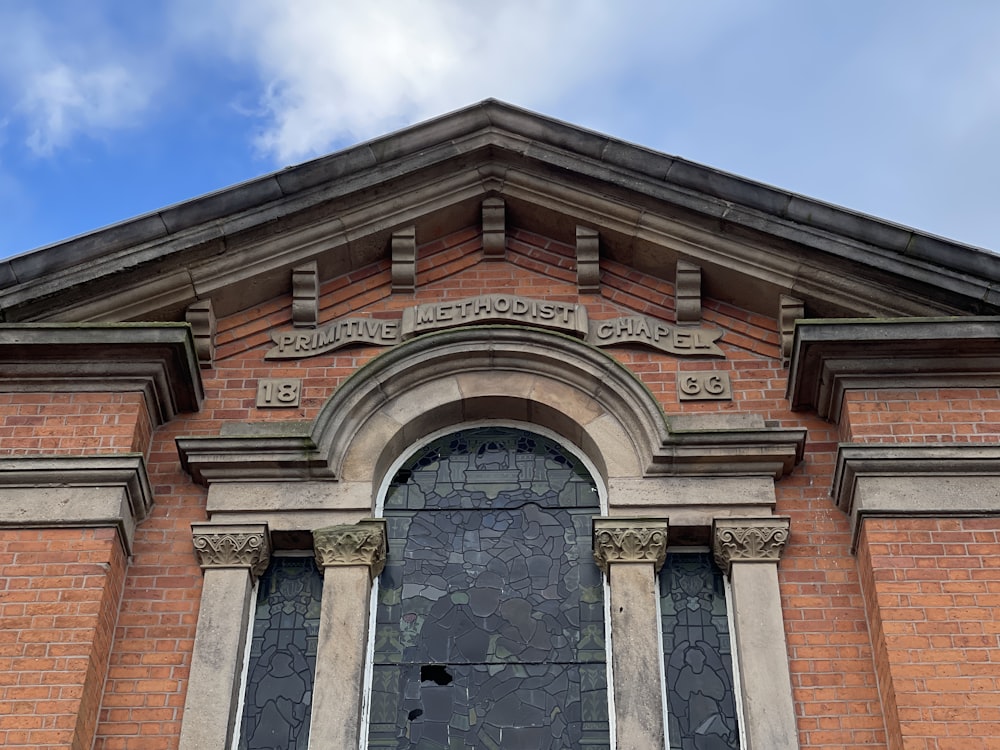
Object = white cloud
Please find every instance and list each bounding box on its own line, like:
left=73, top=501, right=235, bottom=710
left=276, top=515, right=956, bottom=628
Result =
left=185, top=0, right=756, bottom=164
left=19, top=63, right=149, bottom=156
left=0, top=7, right=154, bottom=156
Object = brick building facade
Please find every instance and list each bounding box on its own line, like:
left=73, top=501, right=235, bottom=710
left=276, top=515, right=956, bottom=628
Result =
left=1, top=101, right=999, bottom=749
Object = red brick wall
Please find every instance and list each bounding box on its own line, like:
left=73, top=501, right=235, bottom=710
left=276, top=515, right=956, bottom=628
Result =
left=0, top=392, right=153, bottom=457
left=0, top=528, right=126, bottom=750
left=68, top=226, right=890, bottom=748
left=857, top=518, right=1000, bottom=749
left=840, top=388, right=1000, bottom=444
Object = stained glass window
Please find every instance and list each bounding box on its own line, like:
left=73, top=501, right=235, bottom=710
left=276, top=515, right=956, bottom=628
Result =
left=660, top=552, right=741, bottom=750
left=237, top=555, right=323, bottom=750
left=369, top=427, right=610, bottom=749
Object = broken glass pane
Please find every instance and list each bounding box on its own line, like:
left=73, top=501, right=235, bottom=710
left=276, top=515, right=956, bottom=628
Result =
left=371, top=427, right=609, bottom=749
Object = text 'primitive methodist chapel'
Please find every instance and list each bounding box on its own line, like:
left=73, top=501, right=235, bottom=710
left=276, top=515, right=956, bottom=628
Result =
left=2, top=101, right=1000, bottom=750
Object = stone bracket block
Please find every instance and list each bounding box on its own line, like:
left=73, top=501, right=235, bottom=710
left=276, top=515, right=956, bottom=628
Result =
left=185, top=300, right=217, bottom=369
left=779, top=295, right=804, bottom=368
left=292, top=260, right=319, bottom=328
left=482, top=197, right=506, bottom=260
left=391, top=226, right=416, bottom=292
left=675, top=260, right=702, bottom=324
left=576, top=226, right=600, bottom=293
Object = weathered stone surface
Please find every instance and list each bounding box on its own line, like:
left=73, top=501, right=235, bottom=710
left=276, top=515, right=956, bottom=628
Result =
left=482, top=197, right=506, bottom=259
left=0, top=323, right=204, bottom=423
left=177, top=567, right=256, bottom=750
left=191, top=522, right=271, bottom=578
left=185, top=299, right=216, bottom=368
left=713, top=517, right=790, bottom=574
left=592, top=517, right=669, bottom=572
left=313, top=519, right=387, bottom=578
left=0, top=454, right=153, bottom=554
left=291, top=260, right=319, bottom=327
left=787, top=317, right=1000, bottom=418
left=728, top=562, right=800, bottom=750
left=833, top=444, right=1000, bottom=547
left=675, top=259, right=702, bottom=324
left=576, top=225, right=600, bottom=292
left=607, top=561, right=667, bottom=749
left=390, top=226, right=416, bottom=292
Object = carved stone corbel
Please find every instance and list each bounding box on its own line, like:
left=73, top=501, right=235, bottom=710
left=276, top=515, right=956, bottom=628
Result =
left=675, top=260, right=702, bottom=324
left=313, top=519, right=387, bottom=579
left=712, top=517, right=790, bottom=575
left=576, top=226, right=600, bottom=293
left=191, top=522, right=271, bottom=580
left=482, top=197, right=506, bottom=260
left=592, top=517, right=669, bottom=573
left=185, top=300, right=217, bottom=369
left=779, top=295, right=804, bottom=368
left=391, top=226, right=416, bottom=292
left=292, top=260, right=319, bottom=328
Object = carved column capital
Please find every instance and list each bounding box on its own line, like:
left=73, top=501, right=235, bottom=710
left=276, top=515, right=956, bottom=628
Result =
left=712, top=517, right=790, bottom=575
left=592, top=517, right=669, bottom=573
left=191, top=522, right=271, bottom=580
left=313, top=519, right=387, bottom=579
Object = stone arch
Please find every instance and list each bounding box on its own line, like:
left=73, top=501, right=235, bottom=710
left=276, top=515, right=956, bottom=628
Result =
left=310, top=326, right=670, bottom=491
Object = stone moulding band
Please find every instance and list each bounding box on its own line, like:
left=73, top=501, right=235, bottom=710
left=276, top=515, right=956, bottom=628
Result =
left=265, top=293, right=724, bottom=359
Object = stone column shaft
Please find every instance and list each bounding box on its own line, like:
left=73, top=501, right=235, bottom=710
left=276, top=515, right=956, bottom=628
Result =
left=714, top=517, right=798, bottom=750
left=593, top=517, right=669, bottom=750
left=179, top=523, right=270, bottom=750
left=308, top=519, right=387, bottom=749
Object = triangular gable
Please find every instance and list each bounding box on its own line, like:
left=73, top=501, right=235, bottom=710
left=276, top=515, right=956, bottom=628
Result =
left=1, top=99, right=997, bottom=325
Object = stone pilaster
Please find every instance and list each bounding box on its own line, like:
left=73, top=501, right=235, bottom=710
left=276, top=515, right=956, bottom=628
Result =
left=592, top=517, right=669, bottom=750
left=713, top=517, right=799, bottom=750
left=179, top=523, right=271, bottom=750
left=308, top=519, right=387, bottom=749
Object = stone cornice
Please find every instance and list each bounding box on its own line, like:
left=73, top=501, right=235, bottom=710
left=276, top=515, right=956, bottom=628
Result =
left=786, top=318, right=1000, bottom=420
left=0, top=323, right=203, bottom=424
left=313, top=520, right=387, bottom=579
left=191, top=522, right=271, bottom=579
left=657, top=425, right=806, bottom=479
left=176, top=435, right=334, bottom=485
left=833, top=444, right=1000, bottom=549
left=0, top=454, right=153, bottom=554
left=712, top=517, right=790, bottom=574
left=2, top=102, right=996, bottom=326
left=592, top=517, right=669, bottom=573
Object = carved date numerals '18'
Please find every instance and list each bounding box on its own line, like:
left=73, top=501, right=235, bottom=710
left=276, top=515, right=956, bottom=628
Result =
left=256, top=378, right=302, bottom=407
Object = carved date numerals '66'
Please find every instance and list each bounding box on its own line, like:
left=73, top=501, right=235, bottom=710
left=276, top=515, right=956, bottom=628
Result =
left=677, top=372, right=732, bottom=401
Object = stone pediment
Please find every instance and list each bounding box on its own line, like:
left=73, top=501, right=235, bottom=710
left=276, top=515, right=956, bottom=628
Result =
left=1, top=99, right=998, bottom=325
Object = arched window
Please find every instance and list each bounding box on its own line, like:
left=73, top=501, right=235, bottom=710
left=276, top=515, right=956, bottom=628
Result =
left=367, top=426, right=611, bottom=748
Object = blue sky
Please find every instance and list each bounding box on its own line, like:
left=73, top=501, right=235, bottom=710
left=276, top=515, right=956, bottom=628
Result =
left=1, top=1, right=999, bottom=259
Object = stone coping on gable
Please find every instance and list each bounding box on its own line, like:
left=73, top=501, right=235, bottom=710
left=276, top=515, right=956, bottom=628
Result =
left=2, top=102, right=997, bottom=324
